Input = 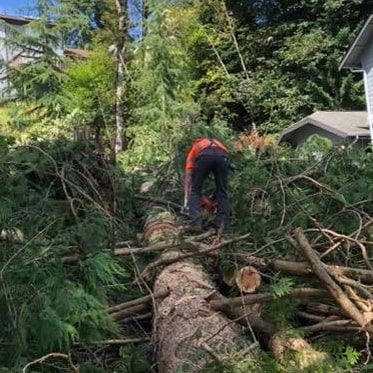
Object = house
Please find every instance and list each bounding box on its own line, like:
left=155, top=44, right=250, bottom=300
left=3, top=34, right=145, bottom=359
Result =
left=0, top=14, right=38, bottom=94
left=278, top=111, right=370, bottom=146
left=0, top=13, right=89, bottom=97
left=339, top=14, right=373, bottom=144
left=279, top=15, right=373, bottom=146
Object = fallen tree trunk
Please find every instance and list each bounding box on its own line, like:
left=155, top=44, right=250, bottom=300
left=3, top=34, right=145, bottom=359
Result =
left=146, top=211, right=241, bottom=373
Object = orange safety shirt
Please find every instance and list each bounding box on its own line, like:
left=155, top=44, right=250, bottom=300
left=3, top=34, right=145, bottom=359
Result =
left=185, top=138, right=228, bottom=170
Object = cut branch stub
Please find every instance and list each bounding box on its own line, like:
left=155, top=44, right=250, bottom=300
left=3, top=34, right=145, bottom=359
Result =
left=235, top=266, right=261, bottom=293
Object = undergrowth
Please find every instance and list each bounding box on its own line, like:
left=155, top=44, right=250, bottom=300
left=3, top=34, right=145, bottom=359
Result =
left=0, top=139, right=140, bottom=371
left=0, top=133, right=371, bottom=371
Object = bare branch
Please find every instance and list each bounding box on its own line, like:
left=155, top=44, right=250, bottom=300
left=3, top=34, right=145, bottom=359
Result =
left=293, top=228, right=368, bottom=327
left=23, top=353, right=78, bottom=373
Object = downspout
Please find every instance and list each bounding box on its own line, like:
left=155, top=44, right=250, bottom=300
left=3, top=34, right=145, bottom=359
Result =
left=353, top=68, right=373, bottom=144
left=362, top=70, right=373, bottom=144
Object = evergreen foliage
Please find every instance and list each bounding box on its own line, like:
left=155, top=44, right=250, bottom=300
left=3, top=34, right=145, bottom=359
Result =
left=0, top=140, right=137, bottom=370
left=61, top=47, right=116, bottom=150
left=119, top=0, right=199, bottom=169
left=183, top=0, right=370, bottom=133
left=1, top=0, right=373, bottom=371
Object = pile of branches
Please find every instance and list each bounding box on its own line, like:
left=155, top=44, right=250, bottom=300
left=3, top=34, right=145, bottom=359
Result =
left=2, top=137, right=372, bottom=371
left=100, top=141, right=373, bottom=371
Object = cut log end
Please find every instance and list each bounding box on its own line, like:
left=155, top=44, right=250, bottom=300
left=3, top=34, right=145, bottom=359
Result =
left=235, top=266, right=262, bottom=293
left=269, top=334, right=328, bottom=369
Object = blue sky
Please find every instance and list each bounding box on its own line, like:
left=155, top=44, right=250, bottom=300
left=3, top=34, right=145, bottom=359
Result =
left=0, top=0, right=36, bottom=15
left=0, top=0, right=142, bottom=38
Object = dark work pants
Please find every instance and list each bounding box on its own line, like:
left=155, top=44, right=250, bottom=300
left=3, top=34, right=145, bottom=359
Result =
left=189, top=150, right=231, bottom=229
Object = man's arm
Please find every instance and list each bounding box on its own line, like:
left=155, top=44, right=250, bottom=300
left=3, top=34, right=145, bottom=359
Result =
left=184, top=169, right=192, bottom=207
left=183, top=143, right=197, bottom=208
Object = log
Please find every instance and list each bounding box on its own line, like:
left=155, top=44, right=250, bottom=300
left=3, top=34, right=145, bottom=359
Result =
left=268, top=335, right=328, bottom=368
left=293, top=228, right=368, bottom=327
left=142, top=212, right=330, bottom=369
left=235, top=266, right=261, bottom=293
left=306, top=302, right=345, bottom=318
left=219, top=302, right=328, bottom=369
left=242, top=256, right=373, bottom=284
left=211, top=288, right=328, bottom=313
left=147, top=211, right=241, bottom=373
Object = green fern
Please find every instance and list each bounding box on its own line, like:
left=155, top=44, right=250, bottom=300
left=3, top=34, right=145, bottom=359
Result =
left=270, top=275, right=295, bottom=298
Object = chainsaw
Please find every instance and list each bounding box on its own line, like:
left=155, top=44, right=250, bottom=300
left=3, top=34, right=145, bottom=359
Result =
left=200, top=195, right=217, bottom=214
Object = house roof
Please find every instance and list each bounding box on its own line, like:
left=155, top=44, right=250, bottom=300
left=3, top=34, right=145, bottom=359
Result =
left=0, top=13, right=36, bottom=26
left=64, top=48, right=90, bottom=59
left=339, top=14, right=373, bottom=70
left=279, top=111, right=370, bottom=143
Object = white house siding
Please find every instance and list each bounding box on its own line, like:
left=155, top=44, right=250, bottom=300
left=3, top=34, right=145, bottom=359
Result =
left=362, top=41, right=373, bottom=119
left=0, top=23, right=24, bottom=97
left=0, top=24, right=8, bottom=95
left=0, top=20, right=65, bottom=98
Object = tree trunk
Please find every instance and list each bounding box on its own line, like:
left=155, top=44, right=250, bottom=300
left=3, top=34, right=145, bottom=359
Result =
left=141, top=0, right=149, bottom=39
left=145, top=211, right=241, bottom=373
left=114, top=0, right=127, bottom=155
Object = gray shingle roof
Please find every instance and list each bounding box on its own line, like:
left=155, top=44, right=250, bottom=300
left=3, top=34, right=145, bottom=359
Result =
left=339, top=15, right=373, bottom=70
left=279, top=111, right=370, bottom=142
left=0, top=14, right=36, bottom=25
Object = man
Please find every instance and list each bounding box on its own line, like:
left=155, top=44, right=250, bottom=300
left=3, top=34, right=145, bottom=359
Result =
left=184, top=137, right=231, bottom=232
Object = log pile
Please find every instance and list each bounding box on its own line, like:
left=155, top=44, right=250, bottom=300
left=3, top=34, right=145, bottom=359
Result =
left=93, top=158, right=373, bottom=370
left=104, top=209, right=373, bottom=370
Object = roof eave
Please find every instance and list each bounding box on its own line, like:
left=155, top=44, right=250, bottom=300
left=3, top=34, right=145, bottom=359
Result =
left=278, top=117, right=350, bottom=144
left=0, top=14, right=36, bottom=26
left=339, top=14, right=373, bottom=71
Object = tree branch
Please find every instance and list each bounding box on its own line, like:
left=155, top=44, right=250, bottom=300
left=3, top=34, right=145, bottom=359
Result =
left=293, top=228, right=368, bottom=327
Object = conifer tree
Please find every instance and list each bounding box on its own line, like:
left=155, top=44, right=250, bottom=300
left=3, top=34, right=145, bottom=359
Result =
left=121, top=0, right=199, bottom=168
left=0, top=0, right=90, bottom=113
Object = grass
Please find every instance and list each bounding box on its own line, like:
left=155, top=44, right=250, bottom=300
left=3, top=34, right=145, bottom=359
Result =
left=0, top=104, right=10, bottom=127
